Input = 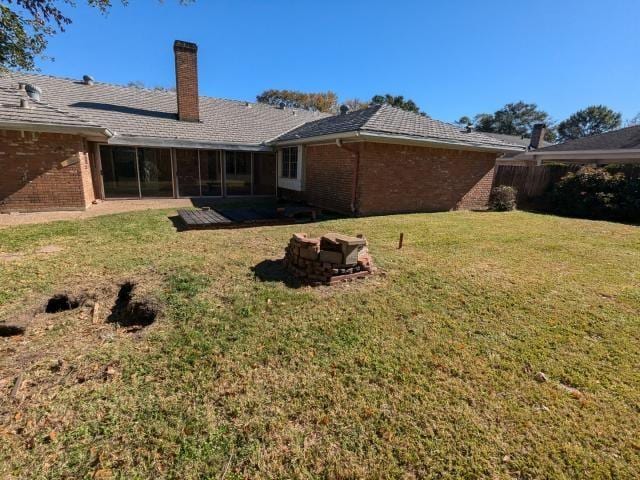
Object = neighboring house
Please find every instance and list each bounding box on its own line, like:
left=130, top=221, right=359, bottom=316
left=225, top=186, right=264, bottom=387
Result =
left=510, top=125, right=640, bottom=166
left=0, top=40, right=521, bottom=215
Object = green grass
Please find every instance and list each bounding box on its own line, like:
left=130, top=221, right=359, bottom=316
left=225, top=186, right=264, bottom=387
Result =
left=1, top=209, right=639, bottom=479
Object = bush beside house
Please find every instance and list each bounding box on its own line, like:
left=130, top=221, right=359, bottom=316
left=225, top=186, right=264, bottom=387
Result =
left=488, top=186, right=517, bottom=211
left=548, top=166, right=640, bottom=221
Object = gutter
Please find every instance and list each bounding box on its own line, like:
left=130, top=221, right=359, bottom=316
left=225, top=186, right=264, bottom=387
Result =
left=269, top=130, right=361, bottom=147
left=0, top=121, right=113, bottom=138
left=107, top=135, right=273, bottom=152
left=272, top=130, right=517, bottom=153
left=357, top=132, right=519, bottom=153
left=519, top=149, right=640, bottom=166
left=336, top=138, right=361, bottom=215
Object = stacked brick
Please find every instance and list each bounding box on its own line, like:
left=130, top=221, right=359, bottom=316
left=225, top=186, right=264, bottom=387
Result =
left=284, top=232, right=374, bottom=285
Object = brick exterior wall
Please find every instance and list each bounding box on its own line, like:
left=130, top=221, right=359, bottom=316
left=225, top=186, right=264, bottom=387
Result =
left=303, top=143, right=357, bottom=215
left=0, top=129, right=95, bottom=213
left=298, top=141, right=498, bottom=215
left=174, top=41, right=200, bottom=122
left=356, top=142, right=498, bottom=214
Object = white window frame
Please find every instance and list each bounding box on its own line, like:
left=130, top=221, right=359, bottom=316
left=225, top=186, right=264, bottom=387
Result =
left=277, top=145, right=304, bottom=191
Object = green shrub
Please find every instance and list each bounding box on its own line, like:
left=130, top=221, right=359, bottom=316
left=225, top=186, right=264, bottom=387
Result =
left=489, top=186, right=517, bottom=211
left=548, top=166, right=640, bottom=221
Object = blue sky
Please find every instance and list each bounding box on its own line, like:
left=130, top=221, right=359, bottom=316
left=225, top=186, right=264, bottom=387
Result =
left=35, top=0, right=640, bottom=123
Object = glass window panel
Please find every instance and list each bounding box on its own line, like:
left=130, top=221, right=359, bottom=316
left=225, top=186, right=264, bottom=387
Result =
left=176, top=149, right=200, bottom=197
left=281, top=148, right=289, bottom=177
left=138, top=148, right=173, bottom=197
left=253, top=153, right=276, bottom=195
left=280, top=147, right=298, bottom=179
left=101, top=146, right=139, bottom=198
left=225, top=151, right=252, bottom=195
left=200, top=150, right=222, bottom=197
left=289, top=147, right=298, bottom=179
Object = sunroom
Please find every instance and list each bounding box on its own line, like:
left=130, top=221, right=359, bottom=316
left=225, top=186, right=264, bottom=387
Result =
left=96, top=145, right=277, bottom=199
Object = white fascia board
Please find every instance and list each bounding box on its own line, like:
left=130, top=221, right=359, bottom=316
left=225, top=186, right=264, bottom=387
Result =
left=269, top=131, right=361, bottom=147
left=0, top=121, right=112, bottom=138
left=272, top=130, right=518, bottom=153
left=107, top=135, right=273, bottom=151
left=525, top=149, right=640, bottom=160
left=357, top=132, right=520, bottom=153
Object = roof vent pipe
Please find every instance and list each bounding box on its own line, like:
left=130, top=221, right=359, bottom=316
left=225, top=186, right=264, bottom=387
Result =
left=20, top=98, right=31, bottom=109
left=340, top=105, right=350, bottom=115
left=25, top=84, right=41, bottom=102
left=82, top=75, right=95, bottom=86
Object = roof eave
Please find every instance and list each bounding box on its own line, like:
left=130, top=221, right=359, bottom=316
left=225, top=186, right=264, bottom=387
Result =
left=270, top=131, right=362, bottom=146
left=510, top=148, right=640, bottom=166
left=107, top=135, right=273, bottom=151
left=525, top=148, right=640, bottom=157
left=0, top=121, right=112, bottom=138
left=358, top=132, right=523, bottom=153
left=272, top=130, right=517, bottom=153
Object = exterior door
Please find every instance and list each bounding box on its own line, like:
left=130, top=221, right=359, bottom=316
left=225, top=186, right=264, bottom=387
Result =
left=100, top=146, right=139, bottom=198
left=225, top=151, right=252, bottom=195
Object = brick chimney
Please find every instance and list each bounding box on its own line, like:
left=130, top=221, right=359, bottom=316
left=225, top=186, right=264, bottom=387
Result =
left=174, top=40, right=200, bottom=122
left=529, top=123, right=546, bottom=150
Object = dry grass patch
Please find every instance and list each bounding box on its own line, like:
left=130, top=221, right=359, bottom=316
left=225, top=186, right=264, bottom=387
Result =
left=0, top=209, right=639, bottom=479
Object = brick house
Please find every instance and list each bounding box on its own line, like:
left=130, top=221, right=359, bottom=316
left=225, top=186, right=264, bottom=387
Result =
left=0, top=40, right=523, bottom=215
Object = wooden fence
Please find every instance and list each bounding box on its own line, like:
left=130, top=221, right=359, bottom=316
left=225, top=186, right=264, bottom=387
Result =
left=493, top=164, right=581, bottom=202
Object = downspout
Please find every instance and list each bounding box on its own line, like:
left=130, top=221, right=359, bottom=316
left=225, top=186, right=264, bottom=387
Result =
left=336, top=138, right=360, bottom=215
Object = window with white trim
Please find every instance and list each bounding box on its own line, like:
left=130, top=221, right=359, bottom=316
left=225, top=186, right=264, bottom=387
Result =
left=280, top=147, right=298, bottom=179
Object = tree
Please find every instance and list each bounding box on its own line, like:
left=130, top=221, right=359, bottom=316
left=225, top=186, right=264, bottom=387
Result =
left=625, top=112, right=640, bottom=127
left=370, top=94, right=422, bottom=114
left=256, top=89, right=338, bottom=113
left=342, top=98, right=369, bottom=112
left=127, top=81, right=175, bottom=92
left=455, top=115, right=473, bottom=127
left=1, top=1, right=193, bottom=71
left=471, top=101, right=554, bottom=140
left=557, top=105, right=622, bottom=142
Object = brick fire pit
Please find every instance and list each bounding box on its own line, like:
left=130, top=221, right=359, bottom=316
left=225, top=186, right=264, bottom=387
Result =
left=283, top=232, right=375, bottom=285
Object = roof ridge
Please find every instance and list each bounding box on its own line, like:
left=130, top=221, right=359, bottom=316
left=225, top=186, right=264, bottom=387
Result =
left=361, top=103, right=387, bottom=129
left=539, top=124, right=640, bottom=152
left=359, top=104, right=524, bottom=149
left=5, top=71, right=325, bottom=116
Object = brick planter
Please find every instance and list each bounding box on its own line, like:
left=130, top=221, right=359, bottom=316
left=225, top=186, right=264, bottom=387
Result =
left=283, top=232, right=375, bottom=285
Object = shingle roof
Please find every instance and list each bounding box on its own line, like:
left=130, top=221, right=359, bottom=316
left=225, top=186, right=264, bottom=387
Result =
left=537, top=126, right=640, bottom=152
left=0, top=86, right=105, bottom=132
left=480, top=132, right=552, bottom=150
left=275, top=104, right=523, bottom=151
left=0, top=72, right=327, bottom=147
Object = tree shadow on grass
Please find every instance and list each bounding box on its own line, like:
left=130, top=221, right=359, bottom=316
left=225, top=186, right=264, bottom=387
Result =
left=251, top=259, right=303, bottom=289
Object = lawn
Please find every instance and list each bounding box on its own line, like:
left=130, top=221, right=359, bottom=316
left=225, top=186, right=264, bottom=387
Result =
left=0, top=209, right=639, bottom=479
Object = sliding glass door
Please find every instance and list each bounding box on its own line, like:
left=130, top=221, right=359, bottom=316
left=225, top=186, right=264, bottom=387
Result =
left=175, top=149, right=200, bottom=197
left=101, top=146, right=173, bottom=198
left=225, top=151, right=252, bottom=195
left=253, top=152, right=276, bottom=195
left=175, top=149, right=223, bottom=197
left=138, top=148, right=173, bottom=197
left=200, top=151, right=223, bottom=196
left=101, top=146, right=139, bottom=198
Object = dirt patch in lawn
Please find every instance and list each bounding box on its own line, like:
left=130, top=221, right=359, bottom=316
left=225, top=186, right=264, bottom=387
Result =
left=0, top=324, right=25, bottom=337
left=43, top=293, right=85, bottom=314
left=0, top=275, right=164, bottom=422
left=107, top=281, right=160, bottom=330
